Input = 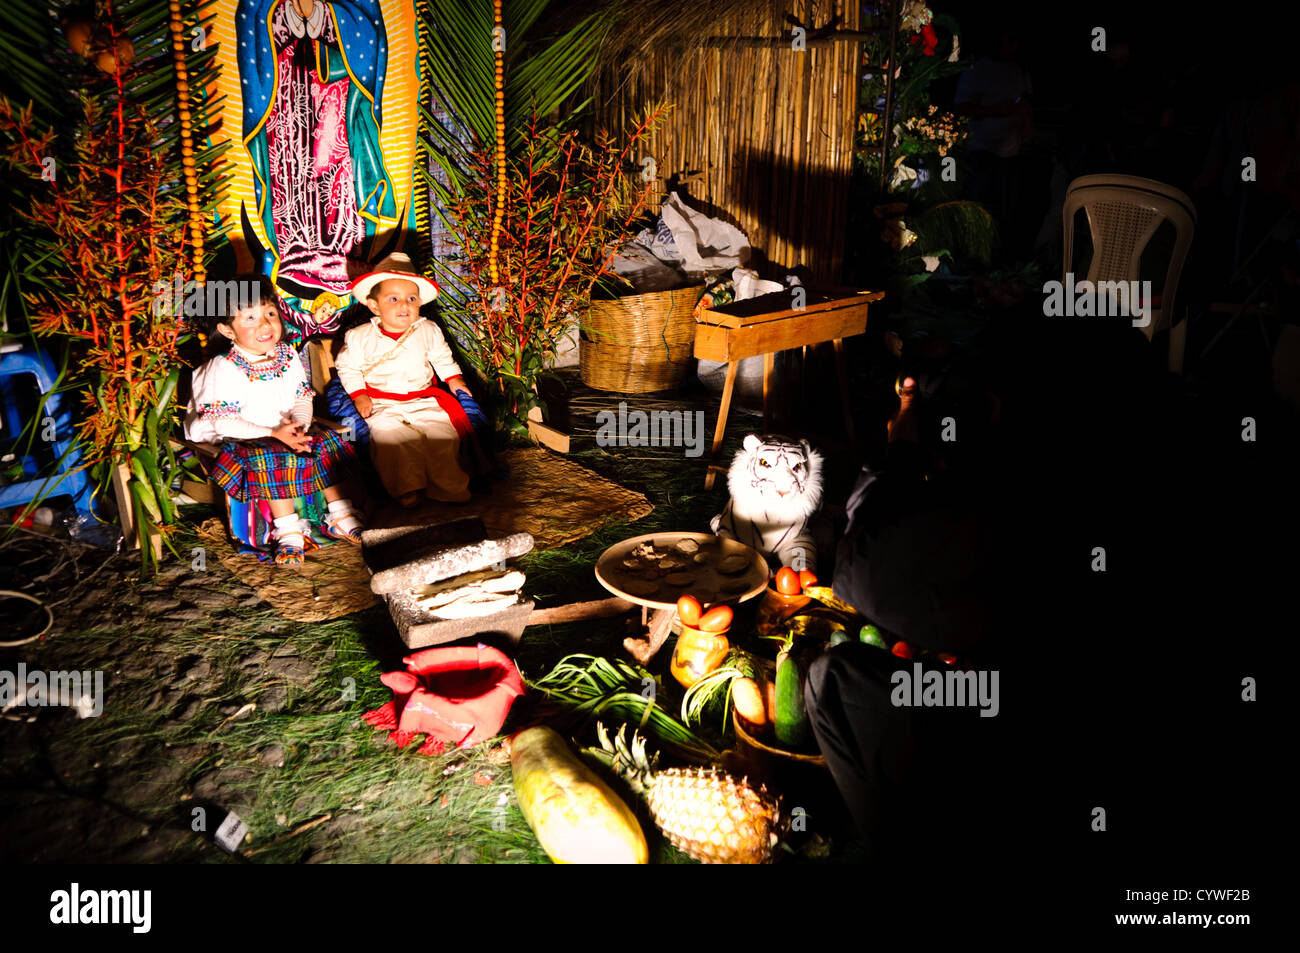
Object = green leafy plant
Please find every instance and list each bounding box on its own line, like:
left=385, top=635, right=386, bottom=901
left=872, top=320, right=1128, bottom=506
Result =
left=527, top=653, right=720, bottom=763
left=0, top=95, right=187, bottom=562
left=856, top=3, right=969, bottom=181
left=416, top=0, right=631, bottom=431
left=0, top=0, right=225, bottom=570
left=437, top=107, right=668, bottom=433
left=849, top=1, right=995, bottom=315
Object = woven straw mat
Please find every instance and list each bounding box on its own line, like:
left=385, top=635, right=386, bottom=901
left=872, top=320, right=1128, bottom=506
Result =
left=197, top=447, right=653, bottom=622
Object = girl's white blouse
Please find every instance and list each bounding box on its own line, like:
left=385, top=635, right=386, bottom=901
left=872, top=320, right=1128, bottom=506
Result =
left=184, top=343, right=312, bottom=445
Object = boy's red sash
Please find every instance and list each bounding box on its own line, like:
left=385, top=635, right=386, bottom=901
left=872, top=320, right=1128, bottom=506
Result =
left=358, top=382, right=475, bottom=440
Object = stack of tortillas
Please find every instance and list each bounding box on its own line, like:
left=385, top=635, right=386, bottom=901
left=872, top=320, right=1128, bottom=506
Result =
left=410, top=568, right=527, bottom=620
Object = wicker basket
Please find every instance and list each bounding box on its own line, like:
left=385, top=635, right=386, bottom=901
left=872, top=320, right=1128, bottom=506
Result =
left=579, top=284, right=703, bottom=393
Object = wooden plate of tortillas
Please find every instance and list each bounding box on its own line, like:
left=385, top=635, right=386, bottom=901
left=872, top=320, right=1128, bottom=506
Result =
left=594, top=532, right=769, bottom=610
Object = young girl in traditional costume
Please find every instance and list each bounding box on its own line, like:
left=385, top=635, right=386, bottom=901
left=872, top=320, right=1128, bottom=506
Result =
left=184, top=274, right=365, bottom=565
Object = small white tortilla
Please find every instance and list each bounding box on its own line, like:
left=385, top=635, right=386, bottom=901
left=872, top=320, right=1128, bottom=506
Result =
left=428, top=592, right=520, bottom=619
left=411, top=570, right=525, bottom=609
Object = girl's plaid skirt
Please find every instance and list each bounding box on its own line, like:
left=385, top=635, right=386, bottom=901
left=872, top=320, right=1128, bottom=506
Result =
left=212, top=427, right=358, bottom=502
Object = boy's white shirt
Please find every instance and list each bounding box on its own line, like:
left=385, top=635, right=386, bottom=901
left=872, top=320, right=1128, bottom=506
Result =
left=335, top=316, right=462, bottom=397
left=184, top=343, right=313, bottom=444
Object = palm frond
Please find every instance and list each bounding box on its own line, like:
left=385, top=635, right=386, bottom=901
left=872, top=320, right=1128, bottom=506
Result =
left=420, top=0, right=613, bottom=200
left=0, top=3, right=74, bottom=122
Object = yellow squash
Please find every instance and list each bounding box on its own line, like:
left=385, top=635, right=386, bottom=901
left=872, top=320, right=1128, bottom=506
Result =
left=510, top=726, right=649, bottom=864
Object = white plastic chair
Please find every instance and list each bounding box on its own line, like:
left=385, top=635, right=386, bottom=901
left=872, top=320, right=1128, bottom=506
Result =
left=1062, top=174, right=1197, bottom=373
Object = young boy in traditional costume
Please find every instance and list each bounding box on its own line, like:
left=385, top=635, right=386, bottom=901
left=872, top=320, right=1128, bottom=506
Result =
left=335, top=253, right=475, bottom=506
left=184, top=274, right=365, bottom=565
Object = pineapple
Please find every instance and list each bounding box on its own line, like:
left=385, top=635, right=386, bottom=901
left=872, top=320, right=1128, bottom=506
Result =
left=592, top=723, right=782, bottom=864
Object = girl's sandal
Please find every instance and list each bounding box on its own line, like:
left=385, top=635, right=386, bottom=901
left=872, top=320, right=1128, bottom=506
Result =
left=272, top=518, right=313, bottom=566
left=274, top=543, right=306, bottom=566
left=322, top=513, right=364, bottom=545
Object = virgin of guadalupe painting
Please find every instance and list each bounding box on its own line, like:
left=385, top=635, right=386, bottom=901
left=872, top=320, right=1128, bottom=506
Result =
left=233, top=0, right=403, bottom=336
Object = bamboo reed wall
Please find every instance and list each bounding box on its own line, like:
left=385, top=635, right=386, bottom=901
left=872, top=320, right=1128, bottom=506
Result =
left=591, top=0, right=862, bottom=282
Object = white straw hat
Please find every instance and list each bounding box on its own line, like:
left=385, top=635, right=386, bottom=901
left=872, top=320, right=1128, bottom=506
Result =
left=350, top=252, right=439, bottom=304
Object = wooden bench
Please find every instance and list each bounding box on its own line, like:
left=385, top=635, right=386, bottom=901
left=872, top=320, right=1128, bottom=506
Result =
left=694, top=287, right=884, bottom=488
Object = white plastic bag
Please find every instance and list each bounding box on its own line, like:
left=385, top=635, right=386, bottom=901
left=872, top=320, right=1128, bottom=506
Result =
left=658, top=192, right=750, bottom=273
left=731, top=268, right=785, bottom=301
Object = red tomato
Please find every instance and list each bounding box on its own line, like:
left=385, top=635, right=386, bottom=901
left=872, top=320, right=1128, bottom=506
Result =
left=798, top=569, right=818, bottom=589
left=774, top=567, right=801, bottom=595
left=891, top=641, right=915, bottom=659
left=698, top=604, right=734, bottom=633
left=937, top=652, right=958, bottom=666
left=676, top=595, right=702, bottom=627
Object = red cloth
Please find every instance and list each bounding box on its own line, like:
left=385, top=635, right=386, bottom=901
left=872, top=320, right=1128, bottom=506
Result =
left=347, top=381, right=475, bottom=443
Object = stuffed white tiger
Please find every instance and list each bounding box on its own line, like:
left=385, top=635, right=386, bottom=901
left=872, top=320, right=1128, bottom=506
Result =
left=710, top=434, right=823, bottom=572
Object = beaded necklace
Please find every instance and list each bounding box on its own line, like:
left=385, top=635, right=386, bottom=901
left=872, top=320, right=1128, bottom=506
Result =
left=225, top=342, right=294, bottom=381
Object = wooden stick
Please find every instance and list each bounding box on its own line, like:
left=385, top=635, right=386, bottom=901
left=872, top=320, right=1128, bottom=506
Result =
left=245, top=814, right=334, bottom=857
left=526, top=404, right=570, bottom=454
left=525, top=597, right=635, bottom=628
left=110, top=462, right=135, bottom=549
left=762, top=350, right=776, bottom=431
left=705, top=360, right=739, bottom=490
left=623, top=607, right=677, bottom=665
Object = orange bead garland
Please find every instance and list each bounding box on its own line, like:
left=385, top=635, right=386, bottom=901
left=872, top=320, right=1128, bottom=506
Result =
left=168, top=2, right=204, bottom=281
left=489, top=0, right=505, bottom=288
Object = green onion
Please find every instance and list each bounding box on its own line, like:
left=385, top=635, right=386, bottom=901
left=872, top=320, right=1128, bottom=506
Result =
left=527, top=654, right=719, bottom=762
left=680, top=649, right=763, bottom=732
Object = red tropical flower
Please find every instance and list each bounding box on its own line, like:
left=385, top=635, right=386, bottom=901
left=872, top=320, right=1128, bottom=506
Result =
left=920, top=23, right=938, bottom=56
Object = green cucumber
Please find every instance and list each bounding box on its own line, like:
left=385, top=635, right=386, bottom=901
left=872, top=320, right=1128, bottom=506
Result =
left=773, top=649, right=810, bottom=748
